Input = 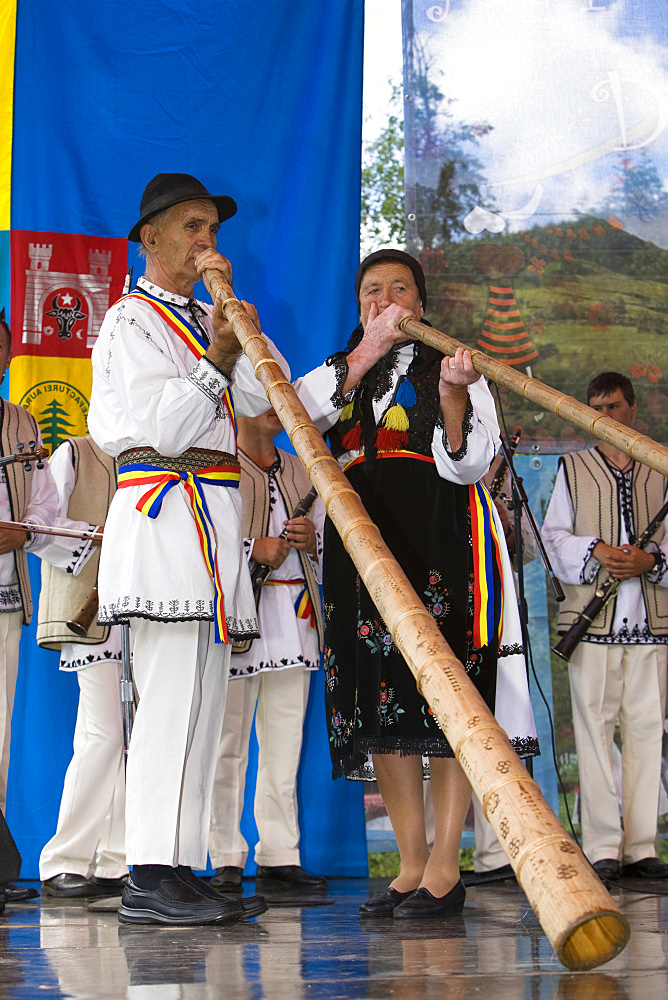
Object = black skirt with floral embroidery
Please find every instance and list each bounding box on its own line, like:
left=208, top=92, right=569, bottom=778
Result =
left=323, top=455, right=499, bottom=780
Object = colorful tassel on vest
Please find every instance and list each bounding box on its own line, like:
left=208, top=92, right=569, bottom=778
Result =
left=341, top=422, right=363, bottom=451
left=374, top=377, right=416, bottom=452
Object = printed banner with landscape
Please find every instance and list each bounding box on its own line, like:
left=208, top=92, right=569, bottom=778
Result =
left=398, top=0, right=668, bottom=850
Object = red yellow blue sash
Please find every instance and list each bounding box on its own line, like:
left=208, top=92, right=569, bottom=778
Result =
left=264, top=578, right=316, bottom=630
left=294, top=585, right=316, bottom=629
left=118, top=461, right=241, bottom=644
left=469, top=482, right=504, bottom=648
left=125, top=289, right=236, bottom=434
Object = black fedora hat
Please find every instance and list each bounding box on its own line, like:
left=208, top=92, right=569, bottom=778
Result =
left=128, top=172, right=237, bottom=242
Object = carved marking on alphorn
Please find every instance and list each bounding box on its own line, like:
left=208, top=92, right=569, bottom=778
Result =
left=454, top=721, right=507, bottom=759
left=515, top=835, right=579, bottom=883
left=483, top=775, right=540, bottom=817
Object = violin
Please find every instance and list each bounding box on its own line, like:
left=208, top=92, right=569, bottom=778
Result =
left=0, top=440, right=48, bottom=471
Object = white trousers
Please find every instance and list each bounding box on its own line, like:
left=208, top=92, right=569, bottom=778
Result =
left=472, top=797, right=507, bottom=872
left=126, top=619, right=230, bottom=868
left=209, top=667, right=311, bottom=868
left=39, top=659, right=127, bottom=881
left=568, top=642, right=667, bottom=864
left=0, top=611, right=23, bottom=815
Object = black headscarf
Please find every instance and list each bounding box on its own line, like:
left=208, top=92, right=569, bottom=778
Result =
left=354, top=249, right=427, bottom=311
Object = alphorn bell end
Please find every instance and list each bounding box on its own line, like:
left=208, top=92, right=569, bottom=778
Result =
left=557, top=910, right=630, bottom=972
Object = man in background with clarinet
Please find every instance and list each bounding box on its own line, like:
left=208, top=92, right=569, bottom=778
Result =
left=542, top=371, right=668, bottom=881
left=88, top=172, right=288, bottom=926
left=208, top=406, right=327, bottom=895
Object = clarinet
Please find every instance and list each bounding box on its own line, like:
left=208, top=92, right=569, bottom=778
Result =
left=249, top=486, right=318, bottom=607
left=489, top=431, right=521, bottom=499
left=553, top=494, right=668, bottom=662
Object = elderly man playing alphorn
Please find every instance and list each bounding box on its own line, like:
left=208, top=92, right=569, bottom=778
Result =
left=88, top=173, right=287, bottom=926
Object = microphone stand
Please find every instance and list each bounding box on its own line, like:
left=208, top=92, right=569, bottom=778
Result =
left=498, top=434, right=564, bottom=606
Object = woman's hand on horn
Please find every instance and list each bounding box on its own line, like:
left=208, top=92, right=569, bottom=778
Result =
left=342, top=303, right=413, bottom=394
left=438, top=348, right=480, bottom=393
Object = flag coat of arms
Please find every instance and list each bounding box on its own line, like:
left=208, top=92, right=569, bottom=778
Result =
left=9, top=231, right=127, bottom=449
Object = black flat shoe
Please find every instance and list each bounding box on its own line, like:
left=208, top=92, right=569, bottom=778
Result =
left=118, top=870, right=242, bottom=926
left=393, top=880, right=466, bottom=919
left=42, top=873, right=97, bottom=898
left=359, top=886, right=417, bottom=917
left=210, top=866, right=243, bottom=893
left=175, top=867, right=267, bottom=919
left=621, top=857, right=668, bottom=879
left=89, top=874, right=129, bottom=895
left=255, top=865, right=327, bottom=889
left=592, top=859, right=620, bottom=881
left=3, top=883, right=39, bottom=902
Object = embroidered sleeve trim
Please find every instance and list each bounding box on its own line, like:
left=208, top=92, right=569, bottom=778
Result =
left=644, top=541, right=667, bottom=583
left=67, top=528, right=97, bottom=575
left=327, top=352, right=354, bottom=409
left=441, top=397, right=473, bottom=462
left=581, top=539, right=600, bottom=584
left=187, top=357, right=229, bottom=404
left=0, top=586, right=22, bottom=611
left=313, top=528, right=323, bottom=565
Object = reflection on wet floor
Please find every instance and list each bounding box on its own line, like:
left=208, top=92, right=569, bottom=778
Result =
left=1, top=878, right=667, bottom=999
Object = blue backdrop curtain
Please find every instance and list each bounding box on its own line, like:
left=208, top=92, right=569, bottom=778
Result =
left=4, top=0, right=367, bottom=878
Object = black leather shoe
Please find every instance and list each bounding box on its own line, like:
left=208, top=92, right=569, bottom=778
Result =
left=393, top=880, right=466, bottom=919
left=462, top=864, right=515, bottom=887
left=89, top=874, right=129, bottom=896
left=3, top=883, right=39, bottom=902
left=621, top=857, right=668, bottom=879
left=210, top=866, right=243, bottom=893
left=118, top=870, right=243, bottom=925
left=42, top=873, right=98, bottom=898
left=175, top=867, right=267, bottom=919
left=255, top=865, right=327, bottom=889
left=359, top=886, right=416, bottom=917
left=592, top=859, right=620, bottom=881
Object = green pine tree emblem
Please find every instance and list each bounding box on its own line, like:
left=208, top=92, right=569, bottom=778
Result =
left=38, top=398, right=76, bottom=452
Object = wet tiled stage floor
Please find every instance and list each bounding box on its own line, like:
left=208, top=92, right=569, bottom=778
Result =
left=1, top=877, right=667, bottom=999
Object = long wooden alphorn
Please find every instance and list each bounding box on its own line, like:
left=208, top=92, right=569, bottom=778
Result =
left=203, top=267, right=629, bottom=971
left=399, top=316, right=668, bottom=477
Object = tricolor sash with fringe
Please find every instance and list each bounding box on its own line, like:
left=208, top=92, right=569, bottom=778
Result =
left=469, top=482, right=504, bottom=649
left=118, top=461, right=241, bottom=644
left=125, top=288, right=236, bottom=433
left=264, top=578, right=316, bottom=630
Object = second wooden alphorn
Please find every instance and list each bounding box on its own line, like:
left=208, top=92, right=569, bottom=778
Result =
left=398, top=316, right=668, bottom=478
left=203, top=267, right=629, bottom=971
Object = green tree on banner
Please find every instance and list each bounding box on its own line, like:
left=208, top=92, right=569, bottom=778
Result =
left=409, top=44, right=494, bottom=250
left=39, top=398, right=75, bottom=452
left=361, top=54, right=494, bottom=255
left=604, top=149, right=668, bottom=224
left=361, top=84, right=405, bottom=254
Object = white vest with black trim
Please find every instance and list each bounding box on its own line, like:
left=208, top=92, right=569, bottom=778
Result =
left=557, top=448, right=668, bottom=637
left=37, top=437, right=117, bottom=649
